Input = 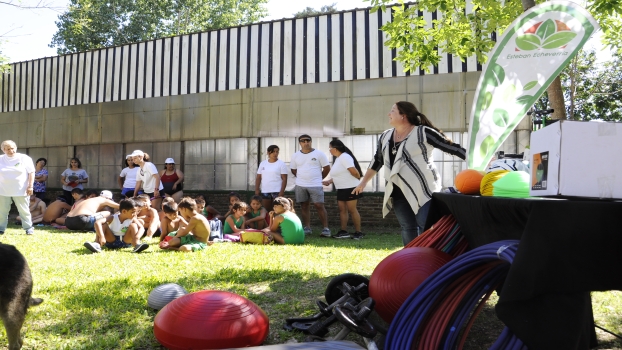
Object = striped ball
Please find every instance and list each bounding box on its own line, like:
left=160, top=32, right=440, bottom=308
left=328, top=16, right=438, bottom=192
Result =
left=148, top=283, right=188, bottom=310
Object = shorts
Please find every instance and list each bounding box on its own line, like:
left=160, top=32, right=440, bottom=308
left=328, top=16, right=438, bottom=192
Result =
left=121, top=188, right=142, bottom=197
left=261, top=192, right=280, bottom=200
left=337, top=187, right=362, bottom=201
left=294, top=186, right=324, bottom=204
left=65, top=215, right=96, bottom=231
left=168, top=232, right=207, bottom=251
left=152, top=227, right=162, bottom=237
left=144, top=190, right=164, bottom=199
left=105, top=235, right=132, bottom=249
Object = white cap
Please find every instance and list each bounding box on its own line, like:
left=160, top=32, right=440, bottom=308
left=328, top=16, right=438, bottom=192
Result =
left=100, top=190, right=113, bottom=199
left=126, top=154, right=132, bottom=159
left=129, top=150, right=144, bottom=157
left=165, top=158, right=175, bottom=164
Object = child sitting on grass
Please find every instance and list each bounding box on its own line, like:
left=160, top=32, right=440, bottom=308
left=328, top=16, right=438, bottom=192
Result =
left=84, top=198, right=148, bottom=253
left=245, top=195, right=267, bottom=230
left=195, top=194, right=222, bottom=221
left=160, top=200, right=187, bottom=239
left=135, top=194, right=161, bottom=239
left=223, top=201, right=248, bottom=235
left=262, top=197, right=304, bottom=245
left=221, top=191, right=242, bottom=221
left=159, top=197, right=211, bottom=252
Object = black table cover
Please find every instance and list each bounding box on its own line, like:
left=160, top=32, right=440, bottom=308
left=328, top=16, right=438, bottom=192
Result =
left=426, top=193, right=622, bottom=349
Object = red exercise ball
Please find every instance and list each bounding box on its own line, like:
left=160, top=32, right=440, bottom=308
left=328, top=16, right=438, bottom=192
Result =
left=154, top=290, right=269, bottom=349
left=369, top=247, right=452, bottom=323
left=454, top=169, right=485, bottom=195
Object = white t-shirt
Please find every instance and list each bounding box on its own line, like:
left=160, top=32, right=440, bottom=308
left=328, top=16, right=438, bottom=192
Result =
left=109, top=213, right=132, bottom=236
left=257, top=159, right=289, bottom=193
left=61, top=168, right=89, bottom=191
left=290, top=149, right=330, bottom=187
left=0, top=153, right=35, bottom=196
left=329, top=153, right=360, bottom=189
left=136, top=162, right=164, bottom=193
left=120, top=167, right=139, bottom=188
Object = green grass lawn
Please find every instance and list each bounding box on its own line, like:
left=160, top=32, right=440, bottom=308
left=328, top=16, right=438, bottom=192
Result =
left=0, top=225, right=620, bottom=349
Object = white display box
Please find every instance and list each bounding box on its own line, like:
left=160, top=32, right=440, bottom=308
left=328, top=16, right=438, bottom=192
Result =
left=529, top=120, right=622, bottom=199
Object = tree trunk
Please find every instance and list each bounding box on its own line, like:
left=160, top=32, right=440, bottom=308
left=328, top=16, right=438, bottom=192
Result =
left=521, top=0, right=567, bottom=120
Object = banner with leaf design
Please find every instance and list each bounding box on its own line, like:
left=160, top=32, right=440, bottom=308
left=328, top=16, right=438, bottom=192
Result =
left=467, top=1, right=599, bottom=170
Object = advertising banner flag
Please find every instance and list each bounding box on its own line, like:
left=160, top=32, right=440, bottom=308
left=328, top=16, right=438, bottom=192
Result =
left=467, top=1, right=599, bottom=170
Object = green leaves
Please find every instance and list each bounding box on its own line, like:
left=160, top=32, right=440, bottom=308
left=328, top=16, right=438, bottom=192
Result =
left=482, top=91, right=493, bottom=110
left=542, top=31, right=577, bottom=48
left=51, top=0, right=269, bottom=54
left=523, top=81, right=538, bottom=90
left=514, top=19, right=577, bottom=51
left=479, top=135, right=496, bottom=160
left=536, top=19, right=556, bottom=40
left=492, top=108, right=509, bottom=127
left=516, top=34, right=541, bottom=50
left=516, top=95, right=534, bottom=105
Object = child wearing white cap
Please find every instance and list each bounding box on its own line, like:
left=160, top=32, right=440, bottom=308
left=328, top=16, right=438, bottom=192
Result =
left=159, top=157, right=185, bottom=203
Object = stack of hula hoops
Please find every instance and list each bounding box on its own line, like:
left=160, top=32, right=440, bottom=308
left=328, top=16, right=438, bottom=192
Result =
left=386, top=214, right=526, bottom=349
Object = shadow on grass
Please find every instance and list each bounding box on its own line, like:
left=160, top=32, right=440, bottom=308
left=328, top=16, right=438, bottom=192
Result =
left=296, top=233, right=403, bottom=251
left=37, top=268, right=348, bottom=347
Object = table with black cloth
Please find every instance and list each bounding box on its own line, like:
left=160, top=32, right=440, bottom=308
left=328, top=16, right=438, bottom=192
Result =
left=425, top=193, right=622, bottom=350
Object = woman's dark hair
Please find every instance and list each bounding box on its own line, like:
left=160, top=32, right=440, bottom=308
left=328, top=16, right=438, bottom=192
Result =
left=267, top=145, right=279, bottom=154
left=395, top=101, right=450, bottom=141
left=329, top=139, right=363, bottom=177
left=36, top=158, right=47, bottom=166
left=123, top=157, right=135, bottom=168
left=228, top=191, right=242, bottom=201
left=70, top=157, right=82, bottom=168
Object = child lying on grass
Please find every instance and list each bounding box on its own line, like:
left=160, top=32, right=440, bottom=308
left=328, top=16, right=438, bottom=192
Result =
left=159, top=197, right=211, bottom=252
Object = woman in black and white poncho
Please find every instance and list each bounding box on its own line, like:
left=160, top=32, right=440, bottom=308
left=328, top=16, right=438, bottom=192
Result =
left=353, top=101, right=466, bottom=246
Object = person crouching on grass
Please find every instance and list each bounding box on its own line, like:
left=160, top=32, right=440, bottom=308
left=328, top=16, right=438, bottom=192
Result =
left=160, top=200, right=187, bottom=239
left=159, top=197, right=211, bottom=252
left=135, top=194, right=161, bottom=239
left=83, top=198, right=149, bottom=254
left=262, top=197, right=304, bottom=245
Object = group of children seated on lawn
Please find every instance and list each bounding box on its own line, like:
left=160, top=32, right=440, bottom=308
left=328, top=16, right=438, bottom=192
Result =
left=218, top=192, right=305, bottom=245
left=30, top=188, right=306, bottom=254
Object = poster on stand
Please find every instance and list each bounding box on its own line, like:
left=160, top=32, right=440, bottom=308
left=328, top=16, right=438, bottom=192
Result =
left=467, top=1, right=599, bottom=170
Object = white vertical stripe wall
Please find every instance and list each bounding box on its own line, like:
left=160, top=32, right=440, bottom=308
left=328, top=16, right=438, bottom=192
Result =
left=2, top=6, right=483, bottom=112
left=282, top=20, right=292, bottom=86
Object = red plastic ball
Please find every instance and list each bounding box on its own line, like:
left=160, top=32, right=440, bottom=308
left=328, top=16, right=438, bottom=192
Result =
left=154, top=290, right=269, bottom=349
left=369, top=247, right=453, bottom=323
left=454, top=169, right=485, bottom=195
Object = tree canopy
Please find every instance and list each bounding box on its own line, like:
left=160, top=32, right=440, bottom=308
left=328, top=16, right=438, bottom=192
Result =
left=50, top=0, right=268, bottom=55
left=369, top=0, right=621, bottom=71
left=560, top=50, right=622, bottom=121
left=293, top=3, right=338, bottom=18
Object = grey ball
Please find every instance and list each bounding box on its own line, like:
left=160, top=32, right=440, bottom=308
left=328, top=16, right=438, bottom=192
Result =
left=148, top=283, right=188, bottom=310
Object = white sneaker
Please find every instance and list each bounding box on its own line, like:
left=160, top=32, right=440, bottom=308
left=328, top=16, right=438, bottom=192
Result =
left=84, top=242, right=102, bottom=253
left=133, top=243, right=149, bottom=253
left=303, top=227, right=312, bottom=235
left=320, top=228, right=331, bottom=237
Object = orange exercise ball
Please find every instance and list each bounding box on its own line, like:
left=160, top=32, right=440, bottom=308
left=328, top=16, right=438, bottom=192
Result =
left=454, top=169, right=485, bottom=195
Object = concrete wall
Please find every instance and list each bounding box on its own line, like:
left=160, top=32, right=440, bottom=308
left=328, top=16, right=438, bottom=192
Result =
left=0, top=72, right=532, bottom=192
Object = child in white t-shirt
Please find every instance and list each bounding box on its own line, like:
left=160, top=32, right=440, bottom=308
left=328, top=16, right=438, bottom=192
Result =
left=83, top=198, right=149, bottom=253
